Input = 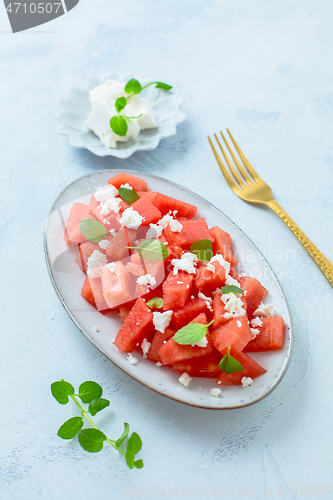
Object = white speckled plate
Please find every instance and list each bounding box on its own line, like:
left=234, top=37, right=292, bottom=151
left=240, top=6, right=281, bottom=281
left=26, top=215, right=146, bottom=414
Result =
left=44, top=170, right=293, bottom=409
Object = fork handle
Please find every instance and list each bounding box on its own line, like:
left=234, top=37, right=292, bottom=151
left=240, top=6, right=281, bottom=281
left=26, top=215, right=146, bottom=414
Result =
left=267, top=199, right=333, bottom=287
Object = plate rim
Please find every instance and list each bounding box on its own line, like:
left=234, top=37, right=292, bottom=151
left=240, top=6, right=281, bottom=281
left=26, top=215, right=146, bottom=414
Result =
left=44, top=168, right=294, bottom=410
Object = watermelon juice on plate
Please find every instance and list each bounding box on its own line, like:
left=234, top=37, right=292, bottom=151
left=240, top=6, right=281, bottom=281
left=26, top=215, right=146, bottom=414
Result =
left=45, top=170, right=293, bottom=409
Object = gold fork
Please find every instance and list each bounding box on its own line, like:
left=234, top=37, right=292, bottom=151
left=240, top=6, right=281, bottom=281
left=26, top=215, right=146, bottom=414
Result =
left=208, top=129, right=333, bottom=288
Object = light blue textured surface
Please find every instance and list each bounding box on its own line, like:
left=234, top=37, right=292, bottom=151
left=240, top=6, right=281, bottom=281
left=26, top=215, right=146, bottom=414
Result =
left=1, top=1, right=333, bottom=498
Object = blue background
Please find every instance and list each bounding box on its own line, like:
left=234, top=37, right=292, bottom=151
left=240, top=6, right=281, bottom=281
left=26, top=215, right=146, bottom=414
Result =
left=1, top=1, right=333, bottom=498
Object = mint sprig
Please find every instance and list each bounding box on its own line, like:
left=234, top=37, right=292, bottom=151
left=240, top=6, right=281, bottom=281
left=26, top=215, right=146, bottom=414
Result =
left=128, top=239, right=169, bottom=262
left=173, top=320, right=214, bottom=345
left=218, top=346, right=244, bottom=374
left=190, top=239, right=213, bottom=261
left=80, top=219, right=107, bottom=243
left=118, top=187, right=140, bottom=205
left=51, top=380, right=143, bottom=470
left=221, top=285, right=244, bottom=295
left=110, top=78, right=172, bottom=137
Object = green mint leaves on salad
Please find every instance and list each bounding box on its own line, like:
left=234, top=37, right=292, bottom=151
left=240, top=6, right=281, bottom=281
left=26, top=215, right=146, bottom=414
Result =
left=173, top=320, right=214, bottom=346
left=128, top=239, right=169, bottom=262
left=146, top=297, right=164, bottom=309
left=190, top=239, right=213, bottom=261
left=110, top=78, right=172, bottom=136
left=80, top=219, right=107, bottom=243
left=218, top=346, right=244, bottom=374
left=118, top=187, right=140, bottom=205
left=221, top=285, right=244, bottom=295
left=51, top=380, right=143, bottom=469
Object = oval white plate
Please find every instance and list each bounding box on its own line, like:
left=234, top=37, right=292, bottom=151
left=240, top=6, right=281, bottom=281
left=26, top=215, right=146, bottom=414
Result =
left=44, top=170, right=293, bottom=409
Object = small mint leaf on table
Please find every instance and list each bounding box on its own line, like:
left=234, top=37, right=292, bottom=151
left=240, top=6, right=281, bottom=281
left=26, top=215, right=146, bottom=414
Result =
left=115, top=422, right=130, bottom=448
left=78, top=428, right=106, bottom=453
left=124, top=78, right=142, bottom=94
left=118, top=187, right=140, bottom=205
left=146, top=297, right=164, bottom=309
left=78, top=381, right=103, bottom=404
left=134, top=459, right=144, bottom=469
left=154, top=82, right=172, bottom=90
left=110, top=115, right=128, bottom=136
left=125, top=432, right=143, bottom=469
left=57, top=417, right=83, bottom=439
left=80, top=219, right=107, bottom=243
left=88, top=397, right=110, bottom=417
left=221, top=285, right=244, bottom=295
left=218, top=346, right=244, bottom=374
left=190, top=239, right=213, bottom=261
left=134, top=239, right=169, bottom=262
left=173, top=320, right=214, bottom=346
left=115, top=96, right=127, bottom=113
left=51, top=380, right=74, bottom=405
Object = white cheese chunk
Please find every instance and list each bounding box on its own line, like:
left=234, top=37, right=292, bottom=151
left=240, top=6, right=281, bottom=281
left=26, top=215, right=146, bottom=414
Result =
left=251, top=317, right=263, bottom=327
left=141, top=338, right=151, bottom=359
left=241, top=376, right=253, bottom=388
left=169, top=219, right=183, bottom=233
left=146, top=223, right=164, bottom=239
left=107, top=262, right=116, bottom=273
left=87, top=250, right=107, bottom=278
left=250, top=328, right=260, bottom=338
left=136, top=274, right=156, bottom=289
left=120, top=183, right=133, bottom=190
left=94, top=184, right=118, bottom=203
left=172, top=252, right=198, bottom=275
left=126, top=353, right=138, bottom=365
left=225, top=274, right=241, bottom=287
left=191, top=335, right=208, bottom=348
left=158, top=214, right=174, bottom=229
left=120, top=207, right=144, bottom=229
left=221, top=293, right=246, bottom=319
left=237, top=320, right=242, bottom=328
left=178, top=372, right=192, bottom=387
left=210, top=388, right=222, bottom=397
left=100, top=197, right=121, bottom=215
left=94, top=326, right=99, bottom=332
left=209, top=254, right=231, bottom=274
left=253, top=303, right=276, bottom=317
left=98, top=238, right=110, bottom=250
left=198, top=291, right=213, bottom=312
left=153, top=310, right=173, bottom=333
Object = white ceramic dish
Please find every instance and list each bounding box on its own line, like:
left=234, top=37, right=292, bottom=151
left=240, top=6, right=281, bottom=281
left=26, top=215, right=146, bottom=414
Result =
left=44, top=170, right=293, bottom=409
left=56, top=73, right=186, bottom=158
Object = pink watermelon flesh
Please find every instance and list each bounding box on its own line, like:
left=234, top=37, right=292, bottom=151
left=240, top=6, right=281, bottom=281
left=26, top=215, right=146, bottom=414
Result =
left=216, top=350, right=266, bottom=386
left=244, top=316, right=286, bottom=352
left=64, top=203, right=95, bottom=246
left=101, top=261, right=133, bottom=309
left=115, top=297, right=154, bottom=352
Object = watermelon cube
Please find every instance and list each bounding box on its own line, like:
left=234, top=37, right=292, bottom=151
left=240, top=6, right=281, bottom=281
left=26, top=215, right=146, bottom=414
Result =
left=130, top=197, right=162, bottom=226
left=172, top=354, right=221, bottom=378
left=210, top=226, right=238, bottom=266
left=64, top=202, right=95, bottom=246
left=216, top=350, right=266, bottom=386
left=101, top=262, right=133, bottom=309
left=194, top=261, right=226, bottom=294
left=77, top=242, right=104, bottom=273
left=239, top=276, right=268, bottom=318
left=162, top=271, right=193, bottom=310
left=211, top=293, right=229, bottom=329
left=114, top=297, right=154, bottom=352
left=106, top=228, right=137, bottom=262
left=89, top=195, right=122, bottom=229
left=244, top=316, right=286, bottom=352
left=87, top=276, right=110, bottom=312
left=148, top=192, right=197, bottom=219
left=164, top=219, right=213, bottom=249
left=107, top=173, right=148, bottom=192
left=147, top=328, right=175, bottom=362
left=211, top=315, right=253, bottom=355
left=170, top=298, right=208, bottom=330
left=80, top=277, right=109, bottom=314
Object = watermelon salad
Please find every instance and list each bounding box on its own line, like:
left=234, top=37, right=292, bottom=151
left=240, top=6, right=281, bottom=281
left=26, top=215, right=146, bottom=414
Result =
left=63, top=172, right=286, bottom=394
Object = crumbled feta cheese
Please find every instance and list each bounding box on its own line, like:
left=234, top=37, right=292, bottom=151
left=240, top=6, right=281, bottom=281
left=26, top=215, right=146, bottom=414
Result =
left=94, top=326, right=99, bottom=332
left=156, top=362, right=163, bottom=367
left=87, top=250, right=107, bottom=278
left=173, top=210, right=178, bottom=216
left=251, top=317, right=263, bottom=327
left=209, top=254, right=231, bottom=274
left=177, top=281, right=184, bottom=284
left=191, top=335, right=208, bottom=348
left=253, top=303, right=276, bottom=317
left=120, top=207, right=144, bottom=229
left=250, top=328, right=260, bottom=338
left=178, top=372, right=192, bottom=387
left=98, top=238, right=109, bottom=250
left=141, top=338, right=151, bottom=359
left=127, top=353, right=138, bottom=365
left=186, top=284, right=190, bottom=289
left=136, top=274, right=156, bottom=289
left=225, top=274, right=241, bottom=287
left=221, top=293, right=246, bottom=319
left=120, top=183, right=133, bottom=190
left=237, top=320, right=242, bottom=328
left=109, top=228, right=117, bottom=237
left=207, top=263, right=215, bottom=273
left=198, top=291, right=213, bottom=312
left=241, top=376, right=253, bottom=388
left=100, top=197, right=121, bottom=215
left=153, top=310, right=173, bottom=333
left=111, top=338, right=116, bottom=344
left=172, top=252, right=198, bottom=275
left=158, top=214, right=174, bottom=229
left=210, top=388, right=222, bottom=397
left=145, top=223, right=164, bottom=239
left=103, top=220, right=111, bottom=225
left=191, top=295, right=195, bottom=300
left=169, top=219, right=183, bottom=233
left=107, top=262, right=116, bottom=273
left=94, top=184, right=118, bottom=203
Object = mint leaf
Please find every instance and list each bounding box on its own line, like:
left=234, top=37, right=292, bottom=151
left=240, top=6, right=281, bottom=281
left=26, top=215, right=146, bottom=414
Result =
left=88, top=398, right=110, bottom=417
left=173, top=320, right=214, bottom=346
left=118, top=187, right=140, bottom=205
left=115, top=422, right=130, bottom=448
left=57, top=417, right=83, bottom=439
left=110, top=115, right=128, bottom=136
left=125, top=432, right=143, bottom=469
left=190, top=239, right=213, bottom=261
left=80, top=219, right=107, bottom=243
left=146, top=297, right=164, bottom=309
left=51, top=380, right=74, bottom=405
left=124, top=79, right=142, bottom=94
left=135, top=239, right=169, bottom=262
left=221, top=285, right=244, bottom=295
left=78, top=428, right=106, bottom=453
left=78, top=381, right=103, bottom=404
left=218, top=346, right=244, bottom=374
left=134, top=459, right=144, bottom=469
left=155, top=82, right=172, bottom=90
left=115, top=96, right=126, bottom=113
